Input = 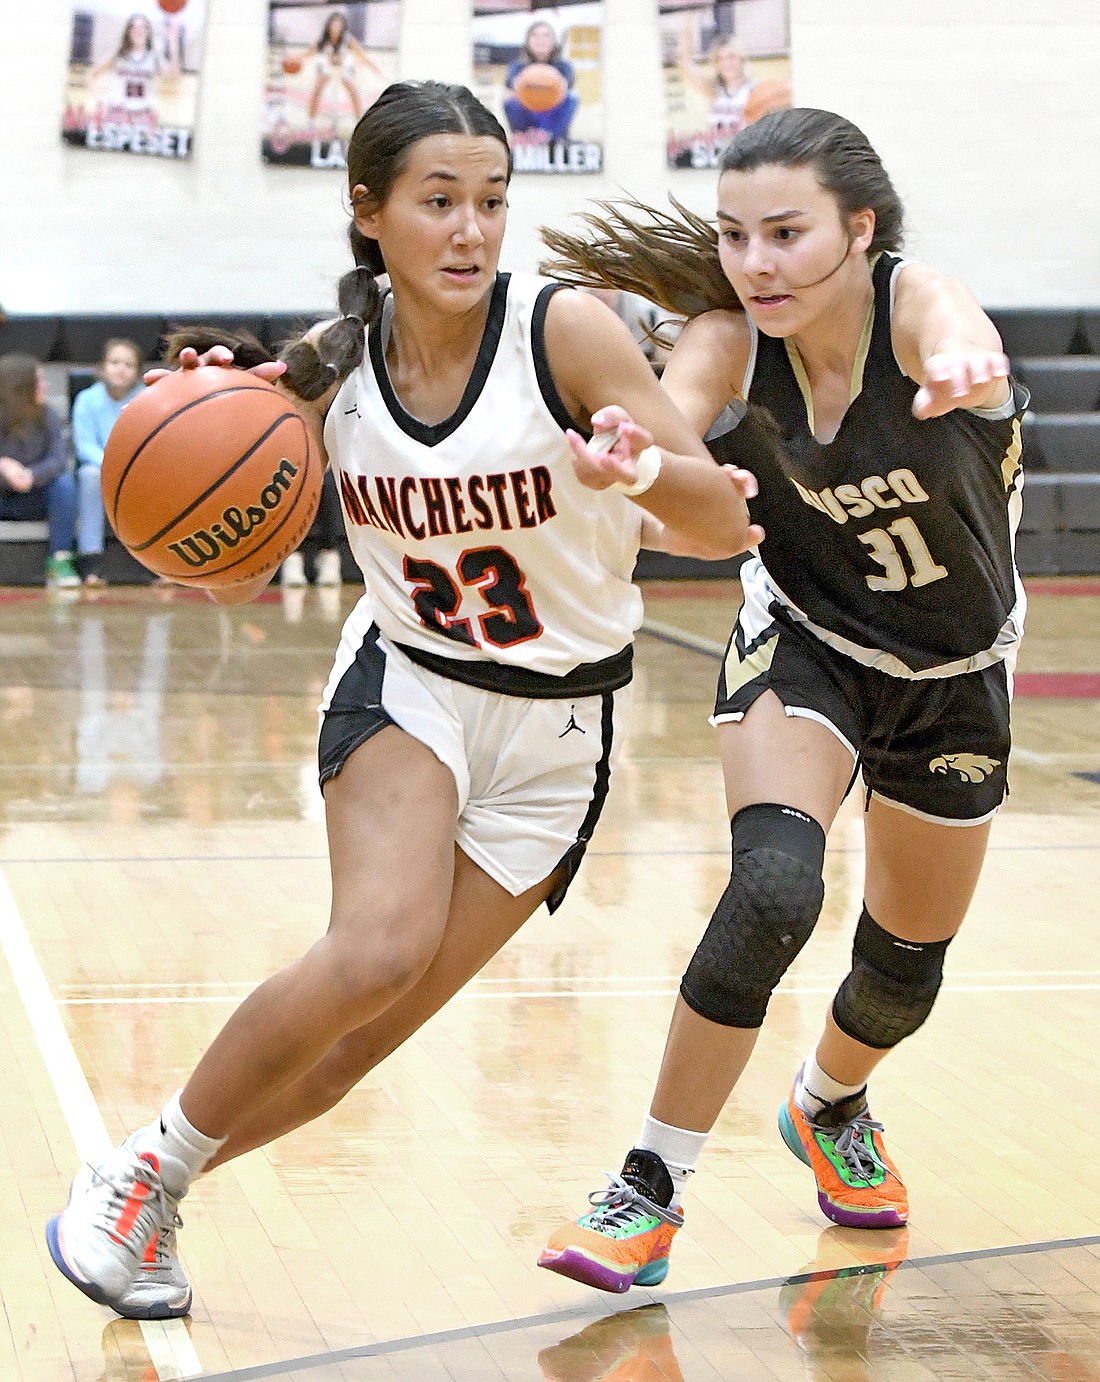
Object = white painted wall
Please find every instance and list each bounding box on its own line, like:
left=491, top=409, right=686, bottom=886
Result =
left=1, top=0, right=1096, bottom=314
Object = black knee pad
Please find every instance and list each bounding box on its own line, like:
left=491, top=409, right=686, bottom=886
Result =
left=680, top=803, right=826, bottom=1028
left=832, top=908, right=952, bottom=1049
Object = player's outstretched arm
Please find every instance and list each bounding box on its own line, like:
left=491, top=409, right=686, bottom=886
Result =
left=544, top=290, right=760, bottom=560
left=892, top=263, right=1011, bottom=419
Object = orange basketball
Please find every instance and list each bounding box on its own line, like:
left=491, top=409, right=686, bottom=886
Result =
left=102, top=368, right=321, bottom=589
left=512, top=63, right=568, bottom=113
left=282, top=52, right=304, bottom=76
left=156, top=0, right=188, bottom=13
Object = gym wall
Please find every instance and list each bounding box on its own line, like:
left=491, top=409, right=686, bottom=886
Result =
left=1, top=0, right=1097, bottom=316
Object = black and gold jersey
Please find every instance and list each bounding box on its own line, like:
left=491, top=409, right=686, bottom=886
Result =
left=706, top=253, right=1028, bottom=677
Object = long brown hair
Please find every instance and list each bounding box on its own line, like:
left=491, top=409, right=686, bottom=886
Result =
left=540, top=107, right=904, bottom=320
left=0, top=353, right=44, bottom=433
left=541, top=194, right=739, bottom=319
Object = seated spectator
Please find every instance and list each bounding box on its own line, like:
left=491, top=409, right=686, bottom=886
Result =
left=71, top=338, right=143, bottom=586
left=0, top=352, right=78, bottom=588
left=280, top=468, right=344, bottom=588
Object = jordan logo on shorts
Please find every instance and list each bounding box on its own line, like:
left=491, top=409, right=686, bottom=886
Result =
left=929, top=753, right=1001, bottom=783
left=559, top=705, right=585, bottom=738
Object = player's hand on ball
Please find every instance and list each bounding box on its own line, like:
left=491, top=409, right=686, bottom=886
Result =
left=566, top=407, right=654, bottom=492
left=912, top=349, right=1009, bottom=419
left=144, top=345, right=287, bottom=387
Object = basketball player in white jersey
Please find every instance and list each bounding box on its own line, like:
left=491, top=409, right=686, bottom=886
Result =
left=44, top=80, right=761, bottom=1321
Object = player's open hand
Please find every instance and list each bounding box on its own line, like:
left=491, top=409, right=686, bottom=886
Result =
left=144, top=346, right=287, bottom=387
left=565, top=406, right=654, bottom=492
left=721, top=464, right=765, bottom=546
left=912, top=349, right=1009, bottom=419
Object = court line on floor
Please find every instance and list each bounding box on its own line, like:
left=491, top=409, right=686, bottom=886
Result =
left=2, top=836, right=1098, bottom=867
left=188, top=1232, right=1100, bottom=1382
left=0, top=866, right=203, bottom=1381
left=52, top=979, right=1100, bottom=1005
left=56, top=968, right=1100, bottom=988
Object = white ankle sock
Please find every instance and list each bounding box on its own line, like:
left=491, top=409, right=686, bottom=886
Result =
left=636, top=1115, right=709, bottom=1209
left=132, top=1090, right=227, bottom=1197
left=796, top=1054, right=866, bottom=1117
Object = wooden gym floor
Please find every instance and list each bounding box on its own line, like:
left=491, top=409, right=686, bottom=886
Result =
left=0, top=575, right=1097, bottom=1381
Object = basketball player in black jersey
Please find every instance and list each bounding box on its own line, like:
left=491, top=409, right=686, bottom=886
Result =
left=538, top=107, right=1028, bottom=1293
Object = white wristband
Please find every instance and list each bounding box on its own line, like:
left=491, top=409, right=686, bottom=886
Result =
left=613, top=445, right=662, bottom=498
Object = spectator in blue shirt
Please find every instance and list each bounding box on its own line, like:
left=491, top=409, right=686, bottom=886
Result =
left=71, top=338, right=142, bottom=586
left=0, top=353, right=78, bottom=588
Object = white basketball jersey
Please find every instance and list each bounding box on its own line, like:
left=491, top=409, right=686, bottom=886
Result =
left=324, top=273, right=645, bottom=681
left=113, top=49, right=159, bottom=112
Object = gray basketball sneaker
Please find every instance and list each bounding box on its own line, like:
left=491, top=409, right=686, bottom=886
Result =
left=46, top=1137, right=185, bottom=1311
left=113, top=1218, right=193, bottom=1320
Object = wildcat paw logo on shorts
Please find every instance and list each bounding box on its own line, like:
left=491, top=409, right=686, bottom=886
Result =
left=929, top=753, right=1002, bottom=783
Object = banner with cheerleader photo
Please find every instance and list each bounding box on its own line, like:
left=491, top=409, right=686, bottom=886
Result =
left=661, top=0, right=792, bottom=170
left=473, top=2, right=605, bottom=175
left=262, top=2, right=400, bottom=168
left=62, top=0, right=207, bottom=158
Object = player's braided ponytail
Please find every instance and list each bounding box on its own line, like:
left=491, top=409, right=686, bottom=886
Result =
left=280, top=254, right=382, bottom=402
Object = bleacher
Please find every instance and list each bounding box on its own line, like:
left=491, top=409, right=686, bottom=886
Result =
left=0, top=312, right=325, bottom=585
left=994, top=309, right=1100, bottom=576
left=2, top=308, right=1097, bottom=585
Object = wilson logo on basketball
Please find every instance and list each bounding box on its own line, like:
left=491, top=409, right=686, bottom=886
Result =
left=167, top=457, right=300, bottom=568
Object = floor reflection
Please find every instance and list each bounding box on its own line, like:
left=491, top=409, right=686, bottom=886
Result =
left=538, top=1303, right=682, bottom=1380
left=0, top=587, right=343, bottom=825
left=75, top=611, right=171, bottom=794
left=154, top=1237, right=1100, bottom=1382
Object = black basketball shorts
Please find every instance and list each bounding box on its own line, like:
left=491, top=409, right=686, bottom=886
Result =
left=712, top=570, right=1013, bottom=825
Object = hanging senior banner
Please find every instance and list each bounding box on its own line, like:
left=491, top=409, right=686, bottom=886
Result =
left=62, top=0, right=207, bottom=158
left=472, top=2, right=604, bottom=175
left=262, top=1, right=400, bottom=168
left=661, top=0, right=792, bottom=170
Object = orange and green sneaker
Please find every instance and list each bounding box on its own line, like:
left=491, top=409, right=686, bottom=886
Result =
left=778, top=1079, right=908, bottom=1229
left=538, top=1149, right=684, bottom=1294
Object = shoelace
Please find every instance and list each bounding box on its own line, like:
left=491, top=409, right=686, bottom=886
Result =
left=87, top=1157, right=177, bottom=1260
left=149, top=1214, right=184, bottom=1270
left=586, top=1174, right=684, bottom=1233
left=817, top=1112, right=891, bottom=1184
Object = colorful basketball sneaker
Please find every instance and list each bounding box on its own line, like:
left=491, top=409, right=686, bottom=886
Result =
left=46, top=1139, right=184, bottom=1309
left=112, top=1218, right=192, bottom=1320
left=537, top=1303, right=684, bottom=1381
left=778, top=1078, right=908, bottom=1228
left=538, top=1149, right=684, bottom=1294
